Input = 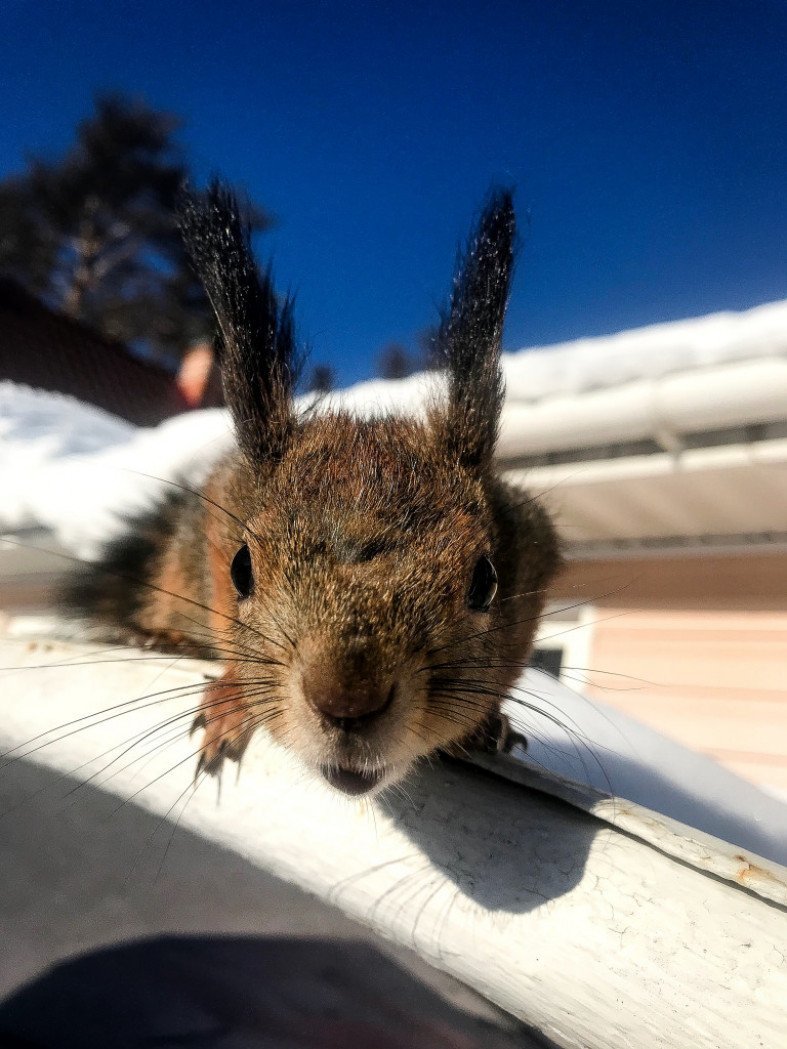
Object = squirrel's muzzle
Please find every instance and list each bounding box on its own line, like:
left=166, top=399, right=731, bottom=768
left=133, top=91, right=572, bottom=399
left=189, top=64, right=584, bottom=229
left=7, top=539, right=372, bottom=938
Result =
left=304, top=674, right=395, bottom=731
left=298, top=633, right=394, bottom=734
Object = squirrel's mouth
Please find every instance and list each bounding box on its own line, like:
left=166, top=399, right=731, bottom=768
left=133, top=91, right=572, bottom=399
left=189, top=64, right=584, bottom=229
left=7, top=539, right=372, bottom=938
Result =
left=321, top=764, right=384, bottom=796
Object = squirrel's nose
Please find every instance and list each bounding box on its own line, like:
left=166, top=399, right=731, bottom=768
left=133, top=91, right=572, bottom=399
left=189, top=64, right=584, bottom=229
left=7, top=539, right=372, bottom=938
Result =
left=303, top=672, right=395, bottom=730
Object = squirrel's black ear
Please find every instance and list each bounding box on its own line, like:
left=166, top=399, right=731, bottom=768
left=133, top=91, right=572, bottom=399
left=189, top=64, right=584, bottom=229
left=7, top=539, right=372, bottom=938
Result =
left=179, top=179, right=298, bottom=464
left=433, top=189, right=515, bottom=469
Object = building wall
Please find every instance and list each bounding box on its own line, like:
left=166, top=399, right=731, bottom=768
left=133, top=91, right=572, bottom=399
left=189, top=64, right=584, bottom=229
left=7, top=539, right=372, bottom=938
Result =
left=548, top=550, right=787, bottom=792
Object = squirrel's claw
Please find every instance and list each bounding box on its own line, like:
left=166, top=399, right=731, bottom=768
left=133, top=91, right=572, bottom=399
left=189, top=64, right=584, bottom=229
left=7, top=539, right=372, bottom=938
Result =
left=194, top=745, right=221, bottom=782
left=190, top=711, right=207, bottom=739
left=191, top=669, right=253, bottom=783
left=471, top=711, right=526, bottom=755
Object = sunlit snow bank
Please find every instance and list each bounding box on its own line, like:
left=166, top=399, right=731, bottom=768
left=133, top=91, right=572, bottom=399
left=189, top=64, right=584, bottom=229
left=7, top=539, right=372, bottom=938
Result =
left=0, top=382, right=234, bottom=557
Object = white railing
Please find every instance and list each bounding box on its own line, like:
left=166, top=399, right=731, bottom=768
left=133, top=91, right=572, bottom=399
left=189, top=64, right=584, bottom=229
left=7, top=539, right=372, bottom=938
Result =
left=1, top=634, right=785, bottom=1049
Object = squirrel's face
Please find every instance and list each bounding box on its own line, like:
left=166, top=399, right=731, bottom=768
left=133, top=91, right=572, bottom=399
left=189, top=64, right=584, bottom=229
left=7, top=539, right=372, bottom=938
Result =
left=229, top=415, right=527, bottom=794
left=181, top=182, right=560, bottom=793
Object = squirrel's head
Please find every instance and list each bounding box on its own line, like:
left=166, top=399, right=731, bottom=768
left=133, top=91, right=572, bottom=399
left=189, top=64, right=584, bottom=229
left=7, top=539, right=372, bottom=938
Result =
left=180, top=182, right=560, bottom=795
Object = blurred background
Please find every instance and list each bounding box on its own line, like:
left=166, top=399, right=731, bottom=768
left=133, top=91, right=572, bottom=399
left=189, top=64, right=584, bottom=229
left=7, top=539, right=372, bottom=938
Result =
left=0, top=3, right=786, bottom=1044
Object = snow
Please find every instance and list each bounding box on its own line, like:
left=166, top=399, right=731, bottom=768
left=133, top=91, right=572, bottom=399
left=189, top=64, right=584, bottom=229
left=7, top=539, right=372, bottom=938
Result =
left=0, top=382, right=234, bottom=557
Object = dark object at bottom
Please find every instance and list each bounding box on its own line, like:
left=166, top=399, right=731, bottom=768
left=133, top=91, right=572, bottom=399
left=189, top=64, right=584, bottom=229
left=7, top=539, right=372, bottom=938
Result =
left=0, top=935, right=543, bottom=1049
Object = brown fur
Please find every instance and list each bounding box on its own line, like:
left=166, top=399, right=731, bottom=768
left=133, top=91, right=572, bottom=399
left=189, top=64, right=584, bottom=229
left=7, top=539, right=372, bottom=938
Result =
left=71, top=184, right=561, bottom=795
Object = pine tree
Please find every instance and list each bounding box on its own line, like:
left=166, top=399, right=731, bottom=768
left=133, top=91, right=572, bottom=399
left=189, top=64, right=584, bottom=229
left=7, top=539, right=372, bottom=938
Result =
left=308, top=364, right=335, bottom=393
left=377, top=343, right=414, bottom=380
left=0, top=94, right=269, bottom=363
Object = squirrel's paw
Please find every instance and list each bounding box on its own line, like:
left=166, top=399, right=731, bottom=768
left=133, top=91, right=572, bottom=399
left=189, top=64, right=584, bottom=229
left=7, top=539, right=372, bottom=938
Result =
left=468, top=711, right=526, bottom=755
left=191, top=670, right=253, bottom=779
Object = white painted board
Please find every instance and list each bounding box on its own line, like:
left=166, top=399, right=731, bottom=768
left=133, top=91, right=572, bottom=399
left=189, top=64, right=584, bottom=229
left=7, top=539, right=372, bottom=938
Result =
left=1, top=638, right=785, bottom=1049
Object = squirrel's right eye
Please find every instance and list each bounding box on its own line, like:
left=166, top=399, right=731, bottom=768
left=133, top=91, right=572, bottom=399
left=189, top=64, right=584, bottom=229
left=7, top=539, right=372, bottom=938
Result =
left=230, top=544, right=254, bottom=598
left=468, top=555, right=498, bottom=612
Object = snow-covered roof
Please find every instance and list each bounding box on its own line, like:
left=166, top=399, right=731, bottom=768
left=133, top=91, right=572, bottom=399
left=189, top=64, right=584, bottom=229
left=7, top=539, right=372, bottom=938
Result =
left=504, top=298, right=787, bottom=402
left=311, top=298, right=787, bottom=470
left=331, top=297, right=787, bottom=414
left=2, top=299, right=785, bottom=557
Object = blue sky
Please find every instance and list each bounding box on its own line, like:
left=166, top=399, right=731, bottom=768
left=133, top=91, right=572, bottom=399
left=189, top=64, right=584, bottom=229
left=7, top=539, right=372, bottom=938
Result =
left=2, top=0, right=786, bottom=386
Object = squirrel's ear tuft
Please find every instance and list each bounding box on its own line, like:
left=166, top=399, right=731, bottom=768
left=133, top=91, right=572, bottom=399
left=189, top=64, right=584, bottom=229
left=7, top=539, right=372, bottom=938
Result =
left=433, top=189, right=515, bottom=470
left=179, top=179, right=298, bottom=464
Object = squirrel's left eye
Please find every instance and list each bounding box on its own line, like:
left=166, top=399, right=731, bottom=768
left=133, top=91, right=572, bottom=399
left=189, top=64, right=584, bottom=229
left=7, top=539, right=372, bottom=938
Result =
left=468, top=555, right=498, bottom=612
left=231, top=544, right=254, bottom=598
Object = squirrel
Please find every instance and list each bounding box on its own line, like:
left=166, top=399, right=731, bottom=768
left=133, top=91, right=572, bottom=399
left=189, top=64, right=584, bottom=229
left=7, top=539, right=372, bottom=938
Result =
left=65, top=181, right=561, bottom=797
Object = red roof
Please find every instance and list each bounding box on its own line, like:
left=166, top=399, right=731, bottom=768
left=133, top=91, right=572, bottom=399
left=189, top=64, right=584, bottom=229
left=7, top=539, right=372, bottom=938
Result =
left=0, top=279, right=191, bottom=426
